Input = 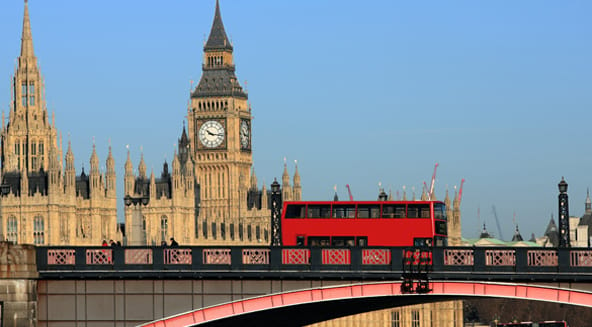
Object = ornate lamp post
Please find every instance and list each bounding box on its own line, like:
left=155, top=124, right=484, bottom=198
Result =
left=270, top=179, right=282, bottom=246
left=558, top=177, right=570, bottom=248
left=124, top=195, right=149, bottom=246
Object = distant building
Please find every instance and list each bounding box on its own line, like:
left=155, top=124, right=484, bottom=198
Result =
left=574, top=190, right=592, bottom=247
left=537, top=190, right=592, bottom=248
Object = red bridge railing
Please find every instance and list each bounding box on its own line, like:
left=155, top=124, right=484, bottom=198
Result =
left=35, top=246, right=592, bottom=281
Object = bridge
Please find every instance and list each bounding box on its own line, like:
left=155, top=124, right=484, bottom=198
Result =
left=31, top=245, right=592, bottom=326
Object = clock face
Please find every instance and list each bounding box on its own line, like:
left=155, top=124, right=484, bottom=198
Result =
left=199, top=120, right=225, bottom=148
left=240, top=120, right=250, bottom=149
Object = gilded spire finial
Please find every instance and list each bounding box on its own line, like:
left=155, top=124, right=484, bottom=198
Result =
left=21, top=0, right=35, bottom=58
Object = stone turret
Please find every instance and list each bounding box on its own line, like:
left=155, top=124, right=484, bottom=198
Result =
left=138, top=153, right=147, bottom=179
left=64, top=141, right=75, bottom=195
left=250, top=167, right=258, bottom=190
left=172, top=152, right=181, bottom=192
left=293, top=162, right=301, bottom=201
left=105, top=146, right=116, bottom=198
left=282, top=162, right=292, bottom=201
left=124, top=149, right=133, bottom=195
left=89, top=144, right=102, bottom=197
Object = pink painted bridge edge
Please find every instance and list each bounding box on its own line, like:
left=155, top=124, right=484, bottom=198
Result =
left=140, top=281, right=592, bottom=327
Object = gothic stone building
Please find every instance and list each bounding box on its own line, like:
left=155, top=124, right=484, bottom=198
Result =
left=0, top=1, right=120, bottom=246
left=123, top=0, right=302, bottom=246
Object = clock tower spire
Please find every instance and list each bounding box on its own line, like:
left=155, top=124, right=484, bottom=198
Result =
left=188, top=0, right=254, bottom=243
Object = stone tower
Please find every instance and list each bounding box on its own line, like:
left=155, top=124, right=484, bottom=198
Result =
left=0, top=1, right=119, bottom=246
left=187, top=0, right=252, bottom=231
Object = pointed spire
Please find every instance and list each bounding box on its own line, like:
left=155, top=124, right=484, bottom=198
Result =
left=261, top=181, right=268, bottom=209
left=293, top=161, right=301, bottom=186
left=511, top=225, right=523, bottom=242
left=586, top=188, right=591, bottom=214
left=544, top=215, right=559, bottom=246
left=90, top=143, right=99, bottom=173
left=20, top=0, right=35, bottom=58
left=444, top=189, right=450, bottom=207
left=282, top=159, right=290, bottom=187
left=106, top=145, right=115, bottom=173
left=250, top=167, right=258, bottom=189
left=180, top=122, right=188, bottom=144
left=138, top=153, right=147, bottom=178
left=480, top=223, right=491, bottom=239
left=124, top=146, right=133, bottom=174
left=65, top=140, right=74, bottom=170
left=185, top=155, right=193, bottom=176
left=204, top=0, right=233, bottom=51
left=453, top=188, right=460, bottom=210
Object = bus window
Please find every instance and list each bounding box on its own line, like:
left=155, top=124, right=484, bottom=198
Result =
left=332, top=237, right=355, bottom=247
left=309, top=236, right=330, bottom=247
left=358, top=205, right=380, bottom=218
left=285, top=204, right=305, bottom=218
left=434, top=203, right=447, bottom=220
left=435, top=220, right=447, bottom=236
left=307, top=205, right=331, bottom=218
left=382, top=204, right=405, bottom=218
left=407, top=204, right=419, bottom=218
left=333, top=204, right=356, bottom=218
left=408, top=204, right=430, bottom=218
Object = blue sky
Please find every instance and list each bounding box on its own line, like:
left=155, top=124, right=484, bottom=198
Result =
left=0, top=1, right=591, bottom=240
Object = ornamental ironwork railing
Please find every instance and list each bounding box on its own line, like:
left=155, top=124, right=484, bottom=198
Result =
left=36, top=246, right=592, bottom=281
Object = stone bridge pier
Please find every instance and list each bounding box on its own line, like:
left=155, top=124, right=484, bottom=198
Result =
left=0, top=242, right=38, bottom=327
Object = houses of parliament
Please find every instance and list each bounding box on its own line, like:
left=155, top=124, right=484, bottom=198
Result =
left=0, top=0, right=301, bottom=247
left=1, top=1, right=463, bottom=326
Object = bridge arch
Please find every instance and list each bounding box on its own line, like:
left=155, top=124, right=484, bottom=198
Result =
left=141, top=281, right=592, bottom=327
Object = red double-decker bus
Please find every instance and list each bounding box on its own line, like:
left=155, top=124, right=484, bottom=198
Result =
left=281, top=200, right=447, bottom=247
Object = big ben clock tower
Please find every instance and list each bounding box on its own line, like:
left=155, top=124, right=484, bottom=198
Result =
left=187, top=0, right=253, bottom=241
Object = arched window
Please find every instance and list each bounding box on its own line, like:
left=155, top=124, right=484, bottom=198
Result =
left=160, top=216, right=168, bottom=242
left=34, top=216, right=44, bottom=244
left=7, top=216, right=17, bottom=243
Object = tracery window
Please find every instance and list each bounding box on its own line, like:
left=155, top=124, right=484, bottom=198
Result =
left=7, top=216, right=17, bottom=243
left=160, top=215, right=168, bottom=242
left=34, top=216, right=44, bottom=244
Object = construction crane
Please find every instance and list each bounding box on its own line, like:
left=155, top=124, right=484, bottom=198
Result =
left=491, top=205, right=504, bottom=241
left=458, top=178, right=465, bottom=205
left=428, top=163, right=439, bottom=200
left=346, top=184, right=353, bottom=201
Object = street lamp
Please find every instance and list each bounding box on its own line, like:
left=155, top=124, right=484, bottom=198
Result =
left=124, top=195, right=149, bottom=246
left=558, top=177, right=570, bottom=248
left=270, top=179, right=282, bottom=246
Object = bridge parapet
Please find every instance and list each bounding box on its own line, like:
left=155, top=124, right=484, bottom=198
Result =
left=36, top=246, right=592, bottom=281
